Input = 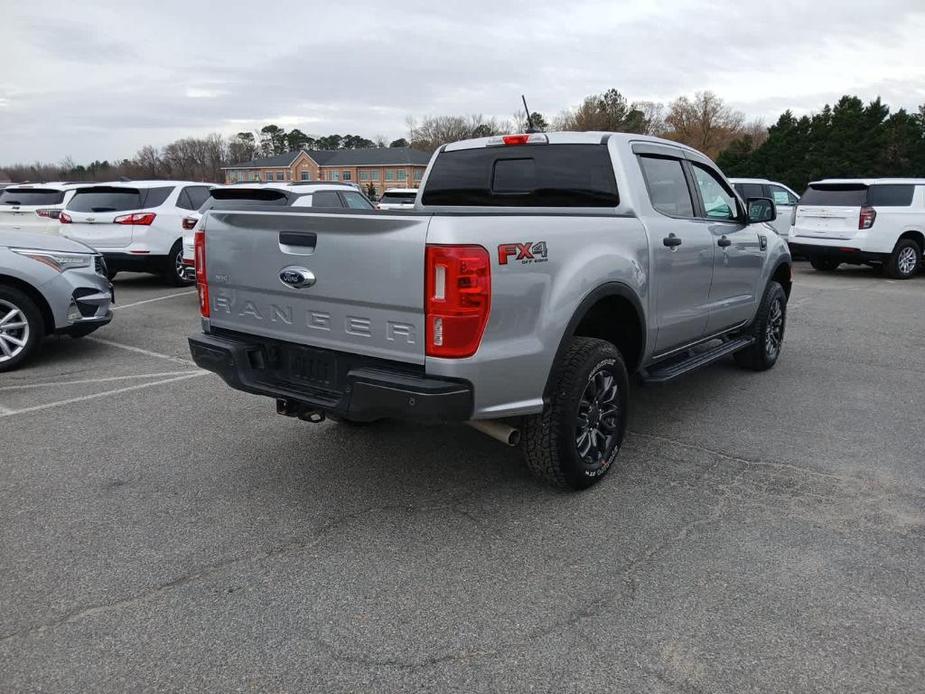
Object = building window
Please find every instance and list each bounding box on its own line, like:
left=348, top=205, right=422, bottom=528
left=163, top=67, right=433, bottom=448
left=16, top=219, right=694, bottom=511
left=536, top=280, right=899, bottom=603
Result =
left=414, top=169, right=423, bottom=181
left=276, top=172, right=285, bottom=181
left=301, top=171, right=310, bottom=181
left=370, top=169, right=380, bottom=180
left=359, top=170, right=369, bottom=181
left=385, top=169, right=395, bottom=181
left=330, top=170, right=340, bottom=181
left=343, top=170, right=352, bottom=181
left=397, top=170, right=407, bottom=181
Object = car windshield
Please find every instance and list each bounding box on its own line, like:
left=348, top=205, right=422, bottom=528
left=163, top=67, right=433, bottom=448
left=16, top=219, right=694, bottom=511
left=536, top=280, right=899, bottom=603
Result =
left=0, top=189, right=65, bottom=206
left=379, top=192, right=416, bottom=204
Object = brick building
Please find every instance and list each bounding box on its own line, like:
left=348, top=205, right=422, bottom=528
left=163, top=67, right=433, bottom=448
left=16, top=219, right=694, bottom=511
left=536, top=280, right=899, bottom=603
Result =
left=222, top=147, right=432, bottom=196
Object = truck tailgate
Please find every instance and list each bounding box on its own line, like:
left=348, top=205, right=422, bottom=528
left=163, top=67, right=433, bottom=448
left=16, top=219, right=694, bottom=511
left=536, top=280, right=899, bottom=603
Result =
left=204, top=210, right=430, bottom=364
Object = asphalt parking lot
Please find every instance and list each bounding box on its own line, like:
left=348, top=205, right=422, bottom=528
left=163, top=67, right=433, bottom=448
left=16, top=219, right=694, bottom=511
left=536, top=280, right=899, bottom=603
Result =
left=1, top=264, right=923, bottom=693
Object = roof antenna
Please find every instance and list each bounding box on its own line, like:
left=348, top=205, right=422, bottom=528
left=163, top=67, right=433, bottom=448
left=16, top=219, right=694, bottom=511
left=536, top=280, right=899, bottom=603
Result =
left=521, top=95, right=538, bottom=133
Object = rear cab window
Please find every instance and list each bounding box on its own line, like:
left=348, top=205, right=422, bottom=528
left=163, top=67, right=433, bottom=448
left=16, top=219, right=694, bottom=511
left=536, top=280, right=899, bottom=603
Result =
left=638, top=156, right=694, bottom=217
left=421, top=144, right=619, bottom=207
left=0, top=188, right=66, bottom=206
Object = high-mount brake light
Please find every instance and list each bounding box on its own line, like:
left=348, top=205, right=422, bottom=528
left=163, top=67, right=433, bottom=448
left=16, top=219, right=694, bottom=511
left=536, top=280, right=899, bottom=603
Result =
left=114, top=212, right=157, bottom=226
left=425, top=245, right=491, bottom=358
left=487, top=133, right=549, bottom=146
left=194, top=229, right=209, bottom=318
left=858, top=206, right=877, bottom=230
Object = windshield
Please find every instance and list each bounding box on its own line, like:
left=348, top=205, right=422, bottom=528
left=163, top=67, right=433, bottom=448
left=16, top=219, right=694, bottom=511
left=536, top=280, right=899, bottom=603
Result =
left=0, top=189, right=65, bottom=206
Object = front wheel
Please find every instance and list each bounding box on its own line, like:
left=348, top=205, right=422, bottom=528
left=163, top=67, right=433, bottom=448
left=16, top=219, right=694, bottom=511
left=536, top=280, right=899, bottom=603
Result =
left=734, top=281, right=787, bottom=372
left=0, top=286, right=44, bottom=373
left=521, top=337, right=628, bottom=490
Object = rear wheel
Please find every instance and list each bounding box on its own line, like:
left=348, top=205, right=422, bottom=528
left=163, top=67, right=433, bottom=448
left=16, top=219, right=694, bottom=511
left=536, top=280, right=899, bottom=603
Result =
left=0, top=286, right=44, bottom=373
left=810, top=257, right=841, bottom=272
left=884, top=238, right=920, bottom=279
left=164, top=241, right=193, bottom=287
left=521, top=337, right=628, bottom=490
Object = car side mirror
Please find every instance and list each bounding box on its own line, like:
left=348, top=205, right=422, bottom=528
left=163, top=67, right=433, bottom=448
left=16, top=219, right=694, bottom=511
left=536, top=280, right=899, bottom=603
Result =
left=747, top=197, right=776, bottom=224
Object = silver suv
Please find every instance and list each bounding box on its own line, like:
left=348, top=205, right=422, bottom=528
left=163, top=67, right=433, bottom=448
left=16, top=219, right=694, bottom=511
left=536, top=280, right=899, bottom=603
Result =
left=189, top=132, right=791, bottom=489
left=0, top=231, right=113, bottom=372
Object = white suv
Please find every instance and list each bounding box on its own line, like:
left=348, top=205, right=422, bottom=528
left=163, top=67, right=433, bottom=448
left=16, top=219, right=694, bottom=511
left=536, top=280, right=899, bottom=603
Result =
left=730, top=178, right=799, bottom=238
left=179, top=182, right=374, bottom=277
left=59, top=181, right=212, bottom=285
left=376, top=188, right=418, bottom=210
left=789, top=179, right=925, bottom=279
left=0, top=183, right=82, bottom=234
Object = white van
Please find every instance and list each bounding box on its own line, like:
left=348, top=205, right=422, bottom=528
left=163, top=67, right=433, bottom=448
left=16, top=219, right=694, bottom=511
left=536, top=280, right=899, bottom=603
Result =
left=789, top=179, right=924, bottom=279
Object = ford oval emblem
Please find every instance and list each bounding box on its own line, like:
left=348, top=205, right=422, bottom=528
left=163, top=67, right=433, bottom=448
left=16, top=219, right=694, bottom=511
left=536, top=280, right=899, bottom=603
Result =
left=279, top=266, right=316, bottom=289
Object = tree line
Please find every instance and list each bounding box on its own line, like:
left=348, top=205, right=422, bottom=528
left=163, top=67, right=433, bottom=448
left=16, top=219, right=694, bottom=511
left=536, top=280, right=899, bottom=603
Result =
left=3, top=90, right=923, bottom=189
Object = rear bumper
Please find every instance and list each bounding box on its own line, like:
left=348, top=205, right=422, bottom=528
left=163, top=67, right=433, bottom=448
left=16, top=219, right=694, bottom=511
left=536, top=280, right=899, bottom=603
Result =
left=788, top=243, right=887, bottom=264
left=103, top=252, right=167, bottom=272
left=188, top=331, right=473, bottom=422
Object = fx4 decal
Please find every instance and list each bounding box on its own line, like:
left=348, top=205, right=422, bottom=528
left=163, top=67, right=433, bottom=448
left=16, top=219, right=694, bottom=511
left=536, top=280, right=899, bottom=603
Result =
left=498, top=241, right=549, bottom=265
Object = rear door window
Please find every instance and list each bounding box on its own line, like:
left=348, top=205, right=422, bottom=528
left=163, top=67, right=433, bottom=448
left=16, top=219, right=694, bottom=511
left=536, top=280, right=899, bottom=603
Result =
left=0, top=189, right=66, bottom=206
left=68, top=188, right=143, bottom=212
left=638, top=156, right=694, bottom=218
left=421, top=144, right=619, bottom=207
left=799, top=185, right=867, bottom=206
left=311, top=191, right=344, bottom=207
left=868, top=184, right=914, bottom=207
left=176, top=189, right=194, bottom=210
left=187, top=186, right=211, bottom=209
left=735, top=183, right=766, bottom=201
left=768, top=185, right=798, bottom=206
left=141, top=186, right=174, bottom=208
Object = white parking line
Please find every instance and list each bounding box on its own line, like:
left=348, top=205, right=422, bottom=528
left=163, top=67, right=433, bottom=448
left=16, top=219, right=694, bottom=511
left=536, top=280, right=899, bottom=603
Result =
left=85, top=336, right=195, bottom=365
left=0, top=372, right=210, bottom=418
left=111, top=290, right=197, bottom=311
left=0, top=371, right=198, bottom=392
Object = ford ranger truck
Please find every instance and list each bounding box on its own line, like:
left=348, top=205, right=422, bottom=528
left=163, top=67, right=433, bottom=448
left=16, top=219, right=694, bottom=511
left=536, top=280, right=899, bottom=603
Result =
left=188, top=132, right=792, bottom=490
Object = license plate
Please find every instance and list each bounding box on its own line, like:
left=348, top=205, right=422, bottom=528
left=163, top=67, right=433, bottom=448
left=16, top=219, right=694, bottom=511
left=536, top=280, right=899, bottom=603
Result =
left=287, top=346, right=336, bottom=388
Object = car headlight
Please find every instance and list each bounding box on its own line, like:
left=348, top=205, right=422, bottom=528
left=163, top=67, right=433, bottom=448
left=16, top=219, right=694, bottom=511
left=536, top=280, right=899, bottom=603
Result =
left=11, top=248, right=94, bottom=272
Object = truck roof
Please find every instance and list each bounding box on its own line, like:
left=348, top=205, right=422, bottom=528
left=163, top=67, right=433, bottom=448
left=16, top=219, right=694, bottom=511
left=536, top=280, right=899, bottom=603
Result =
left=442, top=131, right=705, bottom=156
left=809, top=178, right=925, bottom=186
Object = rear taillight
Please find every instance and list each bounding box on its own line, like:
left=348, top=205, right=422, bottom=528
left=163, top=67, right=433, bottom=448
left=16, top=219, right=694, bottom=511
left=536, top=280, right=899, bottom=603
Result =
left=59, top=212, right=72, bottom=224
left=114, top=212, right=156, bottom=226
left=194, top=229, right=209, bottom=317
left=859, top=207, right=877, bottom=230
left=36, top=209, right=61, bottom=219
left=182, top=217, right=198, bottom=231
left=425, top=245, right=490, bottom=358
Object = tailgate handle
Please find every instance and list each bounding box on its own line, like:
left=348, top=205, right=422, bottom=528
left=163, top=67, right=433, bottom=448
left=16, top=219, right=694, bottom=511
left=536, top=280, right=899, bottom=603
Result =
left=279, top=232, right=317, bottom=248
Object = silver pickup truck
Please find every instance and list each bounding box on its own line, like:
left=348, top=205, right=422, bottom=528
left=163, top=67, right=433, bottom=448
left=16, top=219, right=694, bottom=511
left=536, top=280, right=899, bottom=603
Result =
left=189, top=132, right=792, bottom=489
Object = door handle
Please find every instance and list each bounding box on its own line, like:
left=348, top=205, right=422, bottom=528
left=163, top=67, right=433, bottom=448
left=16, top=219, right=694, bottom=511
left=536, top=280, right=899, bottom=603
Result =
left=663, top=233, right=683, bottom=248
left=717, top=236, right=732, bottom=248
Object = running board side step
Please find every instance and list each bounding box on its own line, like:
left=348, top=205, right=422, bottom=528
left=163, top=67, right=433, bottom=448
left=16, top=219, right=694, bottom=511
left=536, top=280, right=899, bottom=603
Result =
left=640, top=336, right=755, bottom=384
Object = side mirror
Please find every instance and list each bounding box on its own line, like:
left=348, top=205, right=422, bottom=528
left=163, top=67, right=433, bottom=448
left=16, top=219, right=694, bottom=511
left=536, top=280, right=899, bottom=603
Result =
left=747, top=197, right=776, bottom=224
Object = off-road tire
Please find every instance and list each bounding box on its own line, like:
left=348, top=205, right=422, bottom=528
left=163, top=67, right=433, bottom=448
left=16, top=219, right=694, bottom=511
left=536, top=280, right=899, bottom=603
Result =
left=884, top=238, right=921, bottom=280
left=734, top=281, right=786, bottom=372
left=0, top=285, right=45, bottom=373
left=521, top=337, right=628, bottom=490
left=164, top=240, right=193, bottom=287
left=810, top=257, right=840, bottom=272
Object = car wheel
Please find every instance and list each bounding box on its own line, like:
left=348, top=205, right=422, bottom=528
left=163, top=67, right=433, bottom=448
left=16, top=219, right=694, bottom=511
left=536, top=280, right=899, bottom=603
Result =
left=521, top=337, right=628, bottom=490
left=884, top=239, right=920, bottom=280
left=0, top=286, right=44, bottom=373
left=734, top=281, right=787, bottom=372
left=165, top=241, right=194, bottom=287
left=810, top=257, right=841, bottom=272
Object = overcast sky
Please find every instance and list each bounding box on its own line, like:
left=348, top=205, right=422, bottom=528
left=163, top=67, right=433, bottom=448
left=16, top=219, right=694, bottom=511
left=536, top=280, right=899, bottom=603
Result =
left=2, top=0, right=924, bottom=164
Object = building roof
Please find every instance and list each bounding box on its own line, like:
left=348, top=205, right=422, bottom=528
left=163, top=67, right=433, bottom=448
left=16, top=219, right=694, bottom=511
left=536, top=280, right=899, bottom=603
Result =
left=224, top=147, right=432, bottom=170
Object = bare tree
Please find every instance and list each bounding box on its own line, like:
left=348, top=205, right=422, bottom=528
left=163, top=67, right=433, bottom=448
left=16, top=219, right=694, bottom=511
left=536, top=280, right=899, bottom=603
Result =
left=662, top=91, right=746, bottom=158
left=408, top=114, right=510, bottom=151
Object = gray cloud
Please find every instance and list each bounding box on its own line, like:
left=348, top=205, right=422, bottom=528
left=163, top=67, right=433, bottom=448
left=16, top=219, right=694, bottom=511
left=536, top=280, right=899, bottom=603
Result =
left=1, top=0, right=923, bottom=164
